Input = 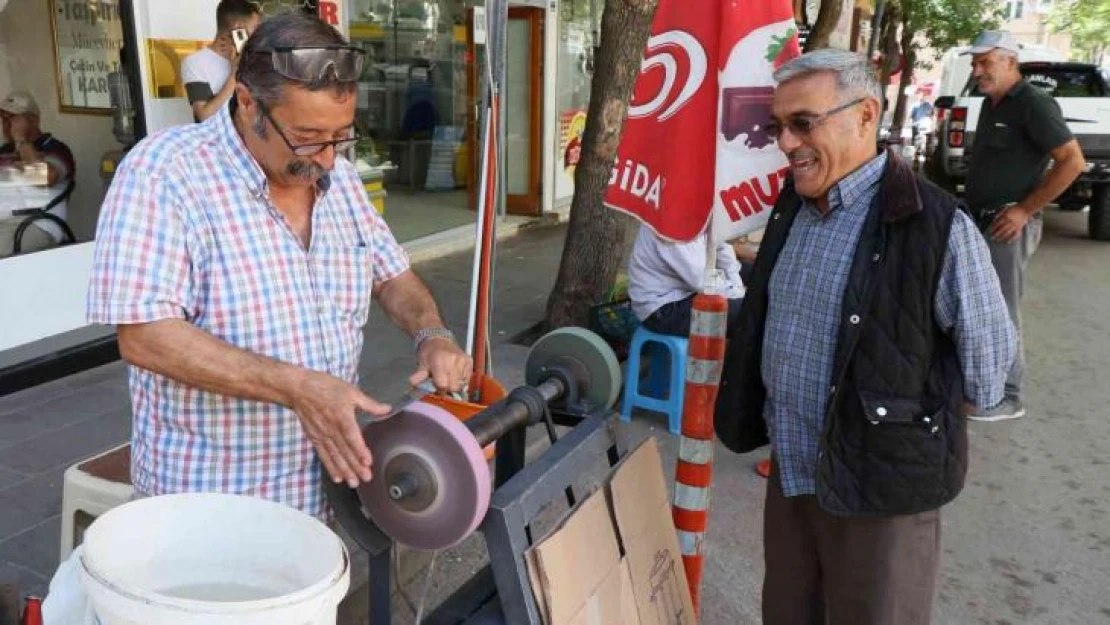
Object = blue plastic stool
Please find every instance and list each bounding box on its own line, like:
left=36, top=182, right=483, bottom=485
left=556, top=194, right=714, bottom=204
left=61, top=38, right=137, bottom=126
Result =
left=621, top=325, right=688, bottom=435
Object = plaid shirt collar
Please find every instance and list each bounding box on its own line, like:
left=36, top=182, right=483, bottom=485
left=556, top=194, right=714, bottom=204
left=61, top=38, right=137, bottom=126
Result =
left=809, top=151, right=888, bottom=218
left=215, top=99, right=333, bottom=196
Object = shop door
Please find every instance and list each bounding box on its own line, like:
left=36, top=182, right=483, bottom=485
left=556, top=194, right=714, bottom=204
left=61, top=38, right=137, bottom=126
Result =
left=467, top=7, right=544, bottom=217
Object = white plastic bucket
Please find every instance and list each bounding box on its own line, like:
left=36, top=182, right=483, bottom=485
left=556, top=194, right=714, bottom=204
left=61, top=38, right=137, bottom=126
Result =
left=78, top=493, right=349, bottom=625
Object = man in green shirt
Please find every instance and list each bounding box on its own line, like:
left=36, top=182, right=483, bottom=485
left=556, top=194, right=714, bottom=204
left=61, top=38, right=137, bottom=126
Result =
left=963, top=30, right=1086, bottom=421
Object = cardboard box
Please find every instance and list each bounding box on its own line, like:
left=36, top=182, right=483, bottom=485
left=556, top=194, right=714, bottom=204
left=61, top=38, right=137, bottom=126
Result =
left=527, top=438, right=695, bottom=625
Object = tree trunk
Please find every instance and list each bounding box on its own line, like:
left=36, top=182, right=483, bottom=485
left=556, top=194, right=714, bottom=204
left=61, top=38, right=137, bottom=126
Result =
left=889, top=10, right=915, bottom=134
left=877, top=2, right=901, bottom=92
left=805, top=0, right=845, bottom=51
left=542, top=0, right=659, bottom=331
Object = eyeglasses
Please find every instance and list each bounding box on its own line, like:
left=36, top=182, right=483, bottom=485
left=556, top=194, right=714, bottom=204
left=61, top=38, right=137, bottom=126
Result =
left=766, top=97, right=866, bottom=140
left=256, top=98, right=360, bottom=157
left=262, top=46, right=365, bottom=83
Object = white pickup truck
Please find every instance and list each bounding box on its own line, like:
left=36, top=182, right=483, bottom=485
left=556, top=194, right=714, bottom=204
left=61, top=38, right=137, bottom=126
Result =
left=930, top=62, right=1110, bottom=240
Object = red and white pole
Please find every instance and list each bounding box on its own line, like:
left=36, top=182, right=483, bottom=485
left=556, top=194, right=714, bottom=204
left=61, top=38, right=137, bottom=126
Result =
left=671, top=290, right=728, bottom=615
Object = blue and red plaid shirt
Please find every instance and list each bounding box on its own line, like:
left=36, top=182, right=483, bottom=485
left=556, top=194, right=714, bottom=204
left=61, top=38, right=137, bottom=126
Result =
left=762, top=153, right=1016, bottom=497
left=87, top=105, right=410, bottom=518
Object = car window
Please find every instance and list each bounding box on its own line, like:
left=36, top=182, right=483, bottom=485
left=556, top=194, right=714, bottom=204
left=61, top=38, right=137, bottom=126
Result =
left=967, top=66, right=1110, bottom=97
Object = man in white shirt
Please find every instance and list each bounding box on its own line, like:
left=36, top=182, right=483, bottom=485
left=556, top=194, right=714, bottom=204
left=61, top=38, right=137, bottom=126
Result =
left=181, top=0, right=262, bottom=122
left=627, top=224, right=749, bottom=337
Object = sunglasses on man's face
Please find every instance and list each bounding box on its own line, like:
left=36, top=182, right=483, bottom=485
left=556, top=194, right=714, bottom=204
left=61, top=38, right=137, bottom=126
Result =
left=766, top=97, right=866, bottom=141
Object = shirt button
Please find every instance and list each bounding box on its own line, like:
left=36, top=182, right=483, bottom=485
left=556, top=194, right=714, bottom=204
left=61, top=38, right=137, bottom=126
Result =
left=849, top=314, right=861, bottom=325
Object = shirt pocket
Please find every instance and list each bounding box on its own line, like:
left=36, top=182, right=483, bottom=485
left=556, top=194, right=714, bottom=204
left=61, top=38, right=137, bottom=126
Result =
left=984, top=125, right=1021, bottom=150
left=313, top=245, right=373, bottom=328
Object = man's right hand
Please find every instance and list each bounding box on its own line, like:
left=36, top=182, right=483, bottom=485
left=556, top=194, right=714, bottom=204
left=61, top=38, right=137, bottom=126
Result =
left=288, top=370, right=390, bottom=488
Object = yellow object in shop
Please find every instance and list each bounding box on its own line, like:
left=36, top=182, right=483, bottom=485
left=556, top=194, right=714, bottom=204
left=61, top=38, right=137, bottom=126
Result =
left=364, top=178, right=386, bottom=214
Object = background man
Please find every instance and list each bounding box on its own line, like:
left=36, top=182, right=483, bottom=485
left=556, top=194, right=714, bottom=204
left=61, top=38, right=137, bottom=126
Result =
left=963, top=30, right=1086, bottom=421
left=0, top=91, right=76, bottom=255
left=181, top=0, right=263, bottom=122
left=627, top=224, right=747, bottom=337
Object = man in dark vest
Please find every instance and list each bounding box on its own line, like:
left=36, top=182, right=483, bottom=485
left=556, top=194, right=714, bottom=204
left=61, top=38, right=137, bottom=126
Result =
left=715, top=49, right=1017, bottom=625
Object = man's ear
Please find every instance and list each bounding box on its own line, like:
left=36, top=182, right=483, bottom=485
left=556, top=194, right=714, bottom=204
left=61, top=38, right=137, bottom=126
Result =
left=235, top=82, right=253, bottom=111
left=859, top=97, right=881, bottom=133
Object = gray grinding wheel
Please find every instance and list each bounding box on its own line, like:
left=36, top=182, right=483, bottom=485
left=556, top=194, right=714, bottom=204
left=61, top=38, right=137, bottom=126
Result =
left=525, top=327, right=622, bottom=411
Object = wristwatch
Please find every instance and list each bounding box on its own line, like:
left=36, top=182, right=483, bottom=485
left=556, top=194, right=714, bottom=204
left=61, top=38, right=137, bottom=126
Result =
left=414, top=327, right=456, bottom=352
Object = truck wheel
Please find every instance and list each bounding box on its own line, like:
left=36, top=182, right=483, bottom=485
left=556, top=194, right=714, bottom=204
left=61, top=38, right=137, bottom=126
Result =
left=1091, top=185, right=1110, bottom=241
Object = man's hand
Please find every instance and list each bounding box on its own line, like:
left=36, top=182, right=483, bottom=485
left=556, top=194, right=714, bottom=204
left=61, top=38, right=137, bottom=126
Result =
left=990, top=204, right=1031, bottom=244
left=288, top=370, right=390, bottom=488
left=411, top=337, right=472, bottom=393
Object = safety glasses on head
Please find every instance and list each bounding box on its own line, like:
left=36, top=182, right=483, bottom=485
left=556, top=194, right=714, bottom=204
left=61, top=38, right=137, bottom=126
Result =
left=265, top=46, right=365, bottom=83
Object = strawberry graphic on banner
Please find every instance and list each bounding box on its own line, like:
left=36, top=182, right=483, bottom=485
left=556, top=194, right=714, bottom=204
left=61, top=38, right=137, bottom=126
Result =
left=604, top=0, right=800, bottom=243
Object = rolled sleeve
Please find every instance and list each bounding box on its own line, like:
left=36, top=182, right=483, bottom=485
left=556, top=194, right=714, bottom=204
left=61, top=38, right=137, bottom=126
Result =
left=1025, top=93, right=1073, bottom=154
left=87, top=161, right=198, bottom=326
left=934, top=210, right=1017, bottom=409
left=369, top=207, right=410, bottom=284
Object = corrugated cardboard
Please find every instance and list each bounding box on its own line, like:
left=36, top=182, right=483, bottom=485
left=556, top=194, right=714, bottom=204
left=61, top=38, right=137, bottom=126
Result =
left=611, top=438, right=697, bottom=625
left=526, top=438, right=695, bottom=625
left=566, top=558, right=639, bottom=625
left=529, top=488, right=626, bottom=625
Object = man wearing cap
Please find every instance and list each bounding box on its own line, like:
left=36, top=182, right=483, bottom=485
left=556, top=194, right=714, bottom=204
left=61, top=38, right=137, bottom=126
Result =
left=0, top=91, right=76, bottom=256
left=963, top=30, right=1086, bottom=421
left=87, top=13, right=471, bottom=519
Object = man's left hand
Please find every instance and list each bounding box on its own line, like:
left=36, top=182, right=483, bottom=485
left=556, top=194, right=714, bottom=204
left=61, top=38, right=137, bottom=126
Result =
left=411, top=337, right=472, bottom=393
left=990, top=204, right=1031, bottom=244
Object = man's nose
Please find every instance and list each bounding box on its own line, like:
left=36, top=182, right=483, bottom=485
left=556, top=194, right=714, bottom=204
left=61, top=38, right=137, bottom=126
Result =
left=313, top=145, right=336, bottom=170
left=777, top=127, right=803, bottom=153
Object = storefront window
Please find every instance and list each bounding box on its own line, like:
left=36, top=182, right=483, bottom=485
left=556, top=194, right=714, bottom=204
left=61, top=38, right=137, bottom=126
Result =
left=347, top=0, right=480, bottom=242
left=554, top=0, right=600, bottom=203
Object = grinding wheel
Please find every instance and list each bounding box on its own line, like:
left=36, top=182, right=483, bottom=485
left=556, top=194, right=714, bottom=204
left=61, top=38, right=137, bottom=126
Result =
left=357, top=402, right=491, bottom=550
left=526, top=327, right=622, bottom=411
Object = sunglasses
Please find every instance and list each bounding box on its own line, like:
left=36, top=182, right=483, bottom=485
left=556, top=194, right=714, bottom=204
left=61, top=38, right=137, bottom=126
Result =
left=262, top=46, right=366, bottom=83
left=256, top=98, right=361, bottom=157
left=766, top=97, right=866, bottom=140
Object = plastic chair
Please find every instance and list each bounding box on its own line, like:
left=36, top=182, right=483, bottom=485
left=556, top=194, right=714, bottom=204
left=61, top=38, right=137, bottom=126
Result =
left=620, top=325, right=688, bottom=435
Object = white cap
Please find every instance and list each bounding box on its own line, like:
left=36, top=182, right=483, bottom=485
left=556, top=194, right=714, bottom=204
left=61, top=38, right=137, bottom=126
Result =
left=0, top=91, right=40, bottom=116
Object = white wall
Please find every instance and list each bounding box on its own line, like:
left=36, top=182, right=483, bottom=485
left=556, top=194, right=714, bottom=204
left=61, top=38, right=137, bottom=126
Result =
left=0, top=0, right=116, bottom=241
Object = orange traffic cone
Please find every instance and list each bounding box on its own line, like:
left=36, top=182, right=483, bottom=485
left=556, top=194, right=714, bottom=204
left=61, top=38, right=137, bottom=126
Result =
left=20, top=596, right=42, bottom=625
left=755, top=458, right=772, bottom=479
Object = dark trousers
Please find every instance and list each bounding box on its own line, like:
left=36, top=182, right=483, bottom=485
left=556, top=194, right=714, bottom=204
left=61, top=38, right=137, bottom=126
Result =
left=763, top=462, right=941, bottom=625
left=642, top=294, right=743, bottom=337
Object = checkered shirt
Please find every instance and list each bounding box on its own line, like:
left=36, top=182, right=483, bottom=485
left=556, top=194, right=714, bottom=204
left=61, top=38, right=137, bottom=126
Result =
left=762, top=153, right=1016, bottom=497
left=87, top=105, right=410, bottom=518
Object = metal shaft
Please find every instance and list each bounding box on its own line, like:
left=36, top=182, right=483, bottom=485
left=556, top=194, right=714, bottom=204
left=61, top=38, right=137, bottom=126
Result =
left=466, top=378, right=565, bottom=448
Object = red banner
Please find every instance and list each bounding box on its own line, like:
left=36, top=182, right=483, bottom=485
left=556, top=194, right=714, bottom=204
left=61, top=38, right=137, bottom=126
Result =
left=605, top=0, right=800, bottom=242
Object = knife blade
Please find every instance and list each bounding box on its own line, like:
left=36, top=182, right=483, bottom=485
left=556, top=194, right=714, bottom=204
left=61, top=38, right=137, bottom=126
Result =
left=360, top=380, right=437, bottom=426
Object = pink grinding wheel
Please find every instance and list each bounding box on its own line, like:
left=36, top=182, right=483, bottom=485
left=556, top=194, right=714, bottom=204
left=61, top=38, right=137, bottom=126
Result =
left=357, top=402, right=491, bottom=550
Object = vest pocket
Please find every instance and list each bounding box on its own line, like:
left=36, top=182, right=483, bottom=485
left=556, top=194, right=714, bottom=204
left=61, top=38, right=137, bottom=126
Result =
left=855, top=390, right=947, bottom=494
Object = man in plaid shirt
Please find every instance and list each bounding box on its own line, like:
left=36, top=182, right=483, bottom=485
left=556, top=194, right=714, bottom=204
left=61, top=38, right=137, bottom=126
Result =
left=87, top=13, right=470, bottom=519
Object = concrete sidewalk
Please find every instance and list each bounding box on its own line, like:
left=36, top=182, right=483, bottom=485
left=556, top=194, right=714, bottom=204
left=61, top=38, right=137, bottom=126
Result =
left=0, top=220, right=571, bottom=599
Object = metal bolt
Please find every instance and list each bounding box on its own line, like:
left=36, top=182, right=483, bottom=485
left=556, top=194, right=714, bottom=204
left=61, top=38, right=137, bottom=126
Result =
left=388, top=473, right=419, bottom=501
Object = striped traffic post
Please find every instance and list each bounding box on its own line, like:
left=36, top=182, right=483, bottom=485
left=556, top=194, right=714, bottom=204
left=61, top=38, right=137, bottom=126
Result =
left=672, top=290, right=728, bottom=615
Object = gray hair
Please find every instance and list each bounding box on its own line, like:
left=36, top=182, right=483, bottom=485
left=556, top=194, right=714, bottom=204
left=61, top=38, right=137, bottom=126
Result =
left=773, top=49, right=883, bottom=104
left=237, top=11, right=357, bottom=111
